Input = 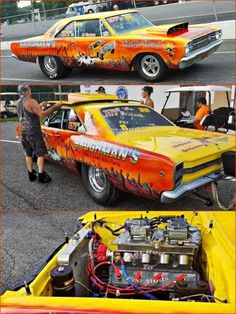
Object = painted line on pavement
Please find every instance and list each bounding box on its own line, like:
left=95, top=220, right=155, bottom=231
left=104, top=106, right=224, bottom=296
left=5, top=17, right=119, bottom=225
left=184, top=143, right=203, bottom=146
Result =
left=151, top=10, right=235, bottom=22
left=1, top=139, right=20, bottom=144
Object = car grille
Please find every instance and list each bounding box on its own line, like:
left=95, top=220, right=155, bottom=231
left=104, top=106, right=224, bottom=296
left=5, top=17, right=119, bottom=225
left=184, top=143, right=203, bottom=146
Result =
left=191, top=32, right=218, bottom=51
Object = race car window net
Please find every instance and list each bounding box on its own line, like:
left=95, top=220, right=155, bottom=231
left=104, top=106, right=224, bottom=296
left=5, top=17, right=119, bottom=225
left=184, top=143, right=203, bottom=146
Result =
left=101, top=106, right=172, bottom=135
left=106, top=12, right=153, bottom=35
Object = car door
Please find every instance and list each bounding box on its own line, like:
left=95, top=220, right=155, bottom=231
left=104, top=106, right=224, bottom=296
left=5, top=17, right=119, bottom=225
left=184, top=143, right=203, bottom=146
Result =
left=42, top=108, right=86, bottom=171
left=54, top=18, right=121, bottom=69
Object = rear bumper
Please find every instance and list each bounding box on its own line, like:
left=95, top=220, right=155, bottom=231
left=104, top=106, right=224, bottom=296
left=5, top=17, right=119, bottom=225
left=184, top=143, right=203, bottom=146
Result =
left=179, top=39, right=223, bottom=69
left=161, top=171, right=224, bottom=203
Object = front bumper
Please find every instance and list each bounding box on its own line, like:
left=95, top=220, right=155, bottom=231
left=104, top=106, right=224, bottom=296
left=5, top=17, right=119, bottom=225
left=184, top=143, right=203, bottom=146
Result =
left=12, top=53, right=20, bottom=60
left=179, top=39, right=223, bottom=69
left=161, top=171, right=224, bottom=203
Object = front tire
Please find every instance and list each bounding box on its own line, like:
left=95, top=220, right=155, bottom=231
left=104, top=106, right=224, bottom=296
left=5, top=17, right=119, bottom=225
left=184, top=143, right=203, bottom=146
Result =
left=81, top=164, right=120, bottom=206
left=136, top=53, right=167, bottom=82
left=39, top=56, right=72, bottom=79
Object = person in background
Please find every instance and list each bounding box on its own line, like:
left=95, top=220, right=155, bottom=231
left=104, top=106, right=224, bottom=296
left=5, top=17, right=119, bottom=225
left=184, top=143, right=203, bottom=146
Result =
left=17, top=84, right=62, bottom=183
left=96, top=86, right=106, bottom=94
left=193, top=97, right=209, bottom=130
left=113, top=4, right=119, bottom=11
left=141, top=86, right=154, bottom=109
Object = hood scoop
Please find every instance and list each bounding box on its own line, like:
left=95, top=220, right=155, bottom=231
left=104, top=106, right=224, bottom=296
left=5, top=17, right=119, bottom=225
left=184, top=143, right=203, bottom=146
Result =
left=167, top=22, right=189, bottom=35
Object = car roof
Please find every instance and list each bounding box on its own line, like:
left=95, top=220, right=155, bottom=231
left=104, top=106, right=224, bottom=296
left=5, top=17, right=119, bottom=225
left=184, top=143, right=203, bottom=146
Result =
left=45, top=9, right=138, bottom=37
left=165, top=86, right=231, bottom=93
left=49, top=93, right=140, bottom=107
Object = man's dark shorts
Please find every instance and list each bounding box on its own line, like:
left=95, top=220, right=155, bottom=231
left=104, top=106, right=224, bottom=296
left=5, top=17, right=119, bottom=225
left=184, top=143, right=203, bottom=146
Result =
left=22, top=133, right=47, bottom=157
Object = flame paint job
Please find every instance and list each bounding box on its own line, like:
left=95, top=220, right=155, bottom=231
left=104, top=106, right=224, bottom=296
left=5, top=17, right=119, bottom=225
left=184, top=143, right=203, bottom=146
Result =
left=10, top=10, right=221, bottom=74
left=16, top=94, right=235, bottom=201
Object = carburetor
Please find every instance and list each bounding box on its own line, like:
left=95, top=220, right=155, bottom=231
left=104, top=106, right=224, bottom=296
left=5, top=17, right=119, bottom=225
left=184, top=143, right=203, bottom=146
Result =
left=108, top=216, right=208, bottom=299
left=113, top=216, right=201, bottom=267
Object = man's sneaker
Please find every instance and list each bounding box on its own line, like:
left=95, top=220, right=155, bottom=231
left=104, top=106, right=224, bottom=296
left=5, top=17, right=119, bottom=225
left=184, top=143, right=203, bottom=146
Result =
left=28, top=170, right=37, bottom=182
left=38, top=172, right=52, bottom=183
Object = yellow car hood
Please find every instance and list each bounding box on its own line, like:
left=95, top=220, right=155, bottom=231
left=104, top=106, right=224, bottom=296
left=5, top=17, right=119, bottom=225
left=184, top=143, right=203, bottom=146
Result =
left=116, top=126, right=234, bottom=165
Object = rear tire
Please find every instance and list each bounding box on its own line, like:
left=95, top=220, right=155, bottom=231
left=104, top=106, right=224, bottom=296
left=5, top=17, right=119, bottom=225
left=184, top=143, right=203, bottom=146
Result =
left=39, top=56, right=72, bottom=79
left=136, top=53, right=167, bottom=82
left=81, top=164, right=120, bottom=206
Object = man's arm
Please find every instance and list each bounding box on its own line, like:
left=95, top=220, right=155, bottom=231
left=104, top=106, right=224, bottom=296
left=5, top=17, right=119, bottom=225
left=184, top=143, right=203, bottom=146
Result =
left=25, top=99, right=63, bottom=118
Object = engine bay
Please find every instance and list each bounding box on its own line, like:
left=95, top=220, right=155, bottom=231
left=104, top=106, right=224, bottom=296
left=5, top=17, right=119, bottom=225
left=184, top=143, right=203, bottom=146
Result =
left=49, top=215, right=217, bottom=302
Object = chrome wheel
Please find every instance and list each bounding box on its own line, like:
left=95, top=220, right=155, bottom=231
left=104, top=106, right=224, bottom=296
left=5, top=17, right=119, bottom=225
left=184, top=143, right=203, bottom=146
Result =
left=141, top=55, right=160, bottom=78
left=88, top=167, right=107, bottom=193
left=44, top=56, right=57, bottom=73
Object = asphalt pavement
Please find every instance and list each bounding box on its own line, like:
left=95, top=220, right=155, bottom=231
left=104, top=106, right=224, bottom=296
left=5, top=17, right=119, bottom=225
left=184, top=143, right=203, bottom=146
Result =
left=1, top=41, right=235, bottom=84
left=2, top=210, right=82, bottom=291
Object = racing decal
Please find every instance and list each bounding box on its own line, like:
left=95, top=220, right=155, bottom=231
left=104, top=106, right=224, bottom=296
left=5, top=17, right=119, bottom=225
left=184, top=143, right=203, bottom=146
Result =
left=71, top=136, right=141, bottom=164
left=83, top=112, right=98, bottom=135
left=172, top=137, right=230, bottom=152
left=122, top=40, right=160, bottom=49
left=164, top=47, right=176, bottom=57
left=19, top=40, right=56, bottom=48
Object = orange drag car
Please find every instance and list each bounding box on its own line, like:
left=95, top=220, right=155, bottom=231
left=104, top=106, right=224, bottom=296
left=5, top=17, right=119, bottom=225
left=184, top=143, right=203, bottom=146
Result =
left=11, top=10, right=223, bottom=81
left=16, top=93, right=235, bottom=206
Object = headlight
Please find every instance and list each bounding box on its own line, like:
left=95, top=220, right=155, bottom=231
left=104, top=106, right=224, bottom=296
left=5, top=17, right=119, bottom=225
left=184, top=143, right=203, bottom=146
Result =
left=215, top=30, right=222, bottom=40
left=185, top=44, right=190, bottom=54
left=185, top=42, right=193, bottom=55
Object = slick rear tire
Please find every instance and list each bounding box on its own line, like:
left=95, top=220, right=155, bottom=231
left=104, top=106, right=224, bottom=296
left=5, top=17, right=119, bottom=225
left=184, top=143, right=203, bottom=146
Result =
left=136, top=53, right=167, bottom=82
left=81, top=164, right=120, bottom=206
left=39, top=56, right=72, bottom=80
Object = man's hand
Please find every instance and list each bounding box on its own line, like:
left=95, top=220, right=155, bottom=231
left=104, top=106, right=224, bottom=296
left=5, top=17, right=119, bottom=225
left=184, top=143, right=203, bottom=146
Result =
left=39, top=101, right=48, bottom=109
left=53, top=101, right=63, bottom=110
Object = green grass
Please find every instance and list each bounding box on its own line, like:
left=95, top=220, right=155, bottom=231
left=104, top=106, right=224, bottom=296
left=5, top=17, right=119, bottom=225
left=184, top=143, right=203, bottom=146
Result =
left=1, top=116, right=19, bottom=122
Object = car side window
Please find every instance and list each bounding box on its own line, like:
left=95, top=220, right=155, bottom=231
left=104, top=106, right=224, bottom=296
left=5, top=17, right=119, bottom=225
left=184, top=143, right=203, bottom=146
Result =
left=48, top=110, right=64, bottom=129
left=76, top=19, right=101, bottom=37
left=56, top=21, right=76, bottom=38
left=63, top=109, right=86, bottom=132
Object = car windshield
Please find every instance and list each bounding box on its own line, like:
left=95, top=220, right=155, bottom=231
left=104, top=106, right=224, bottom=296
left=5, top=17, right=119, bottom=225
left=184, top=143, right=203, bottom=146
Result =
left=106, top=12, right=153, bottom=35
left=101, top=105, right=173, bottom=135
